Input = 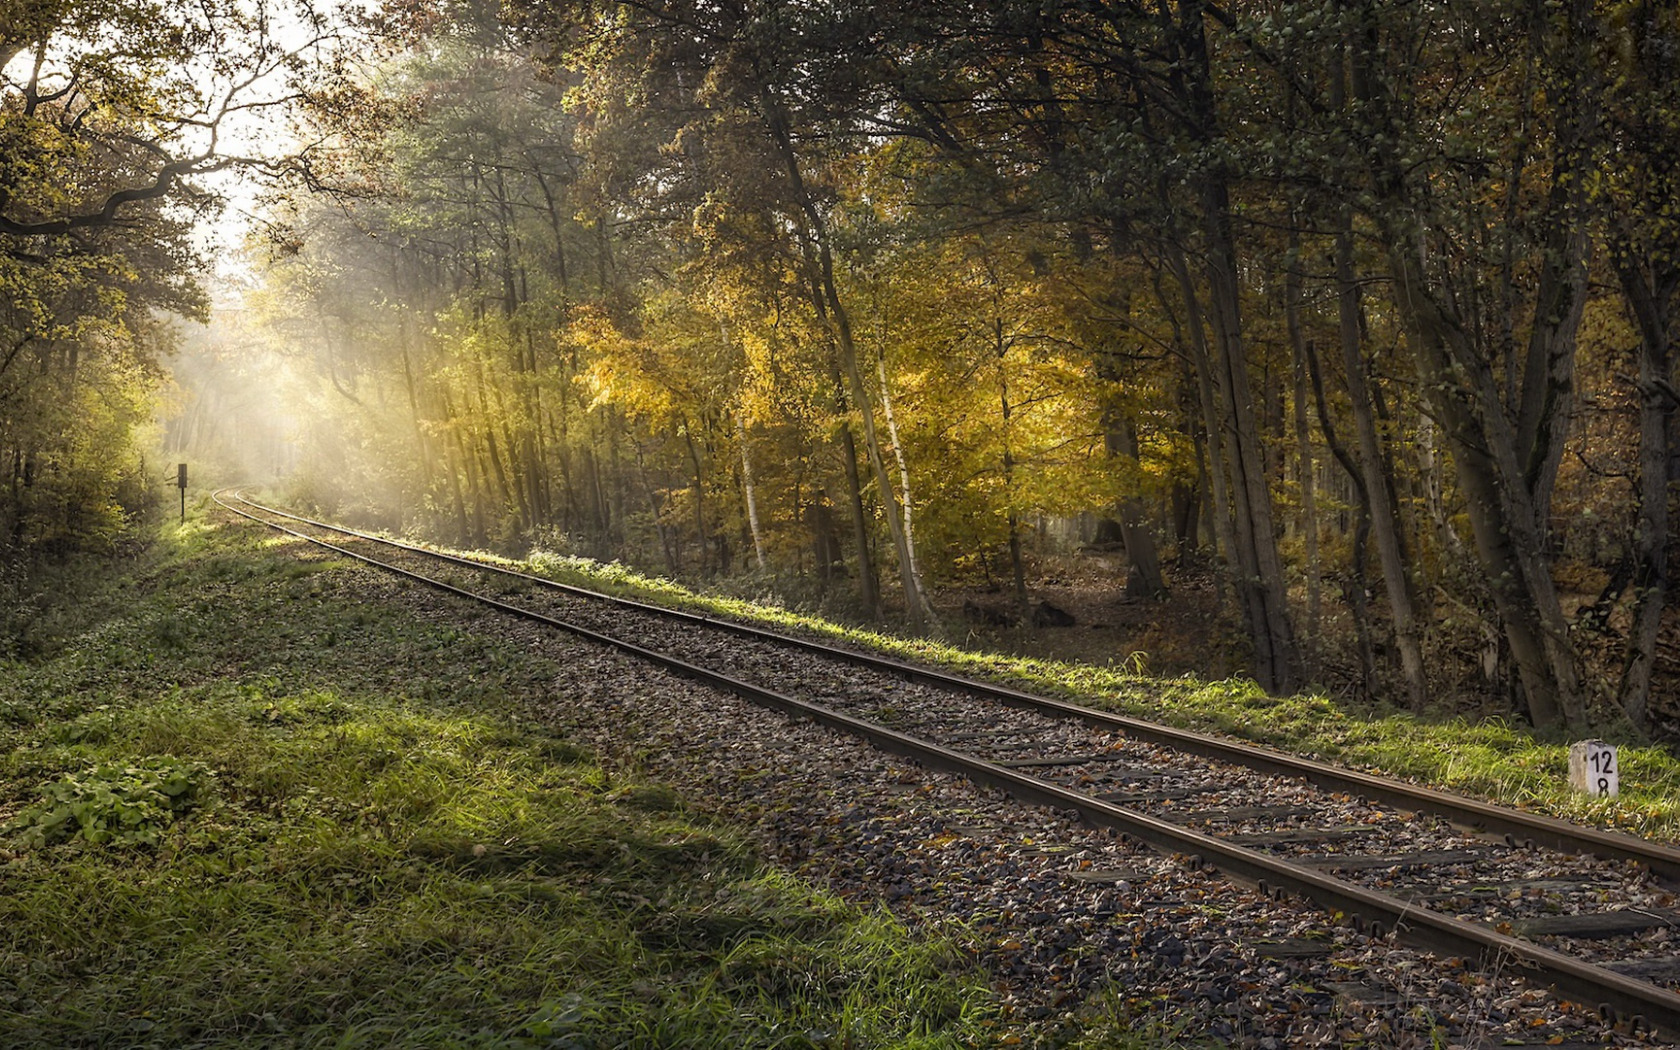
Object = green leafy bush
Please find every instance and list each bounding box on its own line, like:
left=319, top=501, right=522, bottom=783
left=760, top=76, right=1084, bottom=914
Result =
left=6, top=756, right=211, bottom=848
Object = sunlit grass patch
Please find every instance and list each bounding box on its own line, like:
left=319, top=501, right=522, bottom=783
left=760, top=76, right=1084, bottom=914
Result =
left=0, top=523, right=998, bottom=1049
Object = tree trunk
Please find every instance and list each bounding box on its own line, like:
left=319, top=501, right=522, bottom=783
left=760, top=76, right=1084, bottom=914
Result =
left=1199, top=183, right=1301, bottom=694
left=1092, top=285, right=1168, bottom=600
left=1348, top=0, right=1593, bottom=727
left=635, top=443, right=679, bottom=575
left=1601, top=0, right=1680, bottom=732
left=1158, top=246, right=1236, bottom=594
left=1335, top=213, right=1429, bottom=711
left=762, top=89, right=931, bottom=628
left=1115, top=422, right=1167, bottom=600
left=1385, top=242, right=1585, bottom=728
left=1169, top=1, right=1299, bottom=692
left=441, top=388, right=487, bottom=547
left=995, top=317, right=1030, bottom=620
left=683, top=422, right=708, bottom=575
left=838, top=416, right=880, bottom=617
left=877, top=354, right=933, bottom=624
left=1612, top=254, right=1679, bottom=730
left=736, top=413, right=768, bottom=571
left=1414, top=413, right=1464, bottom=564
left=486, top=366, right=533, bottom=534
left=1284, top=245, right=1322, bottom=670
left=1305, top=339, right=1379, bottom=694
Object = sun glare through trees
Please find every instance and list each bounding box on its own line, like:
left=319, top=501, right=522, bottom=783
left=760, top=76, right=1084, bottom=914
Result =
left=5, top=0, right=1680, bottom=736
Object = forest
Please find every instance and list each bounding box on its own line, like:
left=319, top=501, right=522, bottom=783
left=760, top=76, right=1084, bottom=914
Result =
left=5, top=0, right=1680, bottom=736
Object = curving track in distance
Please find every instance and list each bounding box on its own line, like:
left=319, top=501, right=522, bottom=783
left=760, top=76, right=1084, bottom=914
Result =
left=215, top=487, right=1680, bottom=1039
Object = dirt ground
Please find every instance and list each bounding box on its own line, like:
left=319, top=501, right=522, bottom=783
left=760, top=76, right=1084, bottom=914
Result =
left=933, top=550, right=1249, bottom=681
left=932, top=548, right=1680, bottom=740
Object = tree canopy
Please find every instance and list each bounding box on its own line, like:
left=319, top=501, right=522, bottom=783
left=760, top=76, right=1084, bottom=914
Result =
left=46, top=0, right=1680, bottom=735
left=0, top=0, right=325, bottom=552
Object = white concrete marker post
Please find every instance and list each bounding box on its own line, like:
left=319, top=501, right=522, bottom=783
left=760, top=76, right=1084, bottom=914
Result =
left=1569, top=739, right=1619, bottom=798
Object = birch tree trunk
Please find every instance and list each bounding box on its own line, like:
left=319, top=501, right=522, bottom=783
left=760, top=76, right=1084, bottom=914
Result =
left=761, top=90, right=933, bottom=630
left=736, top=412, right=768, bottom=572
left=877, top=354, right=929, bottom=617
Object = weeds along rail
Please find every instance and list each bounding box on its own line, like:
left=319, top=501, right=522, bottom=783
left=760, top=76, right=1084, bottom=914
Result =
left=215, top=488, right=1680, bottom=1037
left=213, top=492, right=1680, bottom=875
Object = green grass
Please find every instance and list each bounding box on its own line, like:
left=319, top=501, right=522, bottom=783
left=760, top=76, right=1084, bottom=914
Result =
left=35, top=503, right=1651, bottom=1048
left=0, top=520, right=1008, bottom=1050
left=503, top=545, right=1680, bottom=843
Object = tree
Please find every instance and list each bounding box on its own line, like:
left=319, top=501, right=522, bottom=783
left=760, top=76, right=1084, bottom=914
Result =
left=1339, top=0, right=1600, bottom=728
left=1597, top=2, right=1680, bottom=731
left=245, top=0, right=1680, bottom=727
left=0, top=0, right=305, bottom=550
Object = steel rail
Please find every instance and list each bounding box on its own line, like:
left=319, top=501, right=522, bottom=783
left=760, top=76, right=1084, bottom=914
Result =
left=216, top=491, right=1680, bottom=883
left=219, top=490, right=1680, bottom=1035
left=217, top=488, right=1680, bottom=1037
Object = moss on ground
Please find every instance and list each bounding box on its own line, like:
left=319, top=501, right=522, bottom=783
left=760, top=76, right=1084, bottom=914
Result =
left=0, top=519, right=1007, bottom=1049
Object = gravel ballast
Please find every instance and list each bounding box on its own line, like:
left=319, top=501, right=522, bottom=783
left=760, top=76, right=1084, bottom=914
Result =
left=278, top=529, right=1669, bottom=1048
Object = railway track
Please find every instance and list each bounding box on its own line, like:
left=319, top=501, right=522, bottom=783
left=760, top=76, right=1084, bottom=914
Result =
left=215, top=488, right=1680, bottom=1040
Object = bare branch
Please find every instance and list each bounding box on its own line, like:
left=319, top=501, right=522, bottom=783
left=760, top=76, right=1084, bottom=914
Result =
left=0, top=151, right=234, bottom=237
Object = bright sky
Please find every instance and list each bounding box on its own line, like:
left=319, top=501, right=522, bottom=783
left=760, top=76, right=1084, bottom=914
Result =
left=0, top=1, right=371, bottom=297
left=195, top=1, right=368, bottom=295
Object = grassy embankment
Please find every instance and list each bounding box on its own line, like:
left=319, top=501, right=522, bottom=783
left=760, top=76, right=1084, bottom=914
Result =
left=0, top=516, right=1021, bottom=1049
left=504, top=551, right=1680, bottom=842
left=11, top=499, right=1661, bottom=1047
